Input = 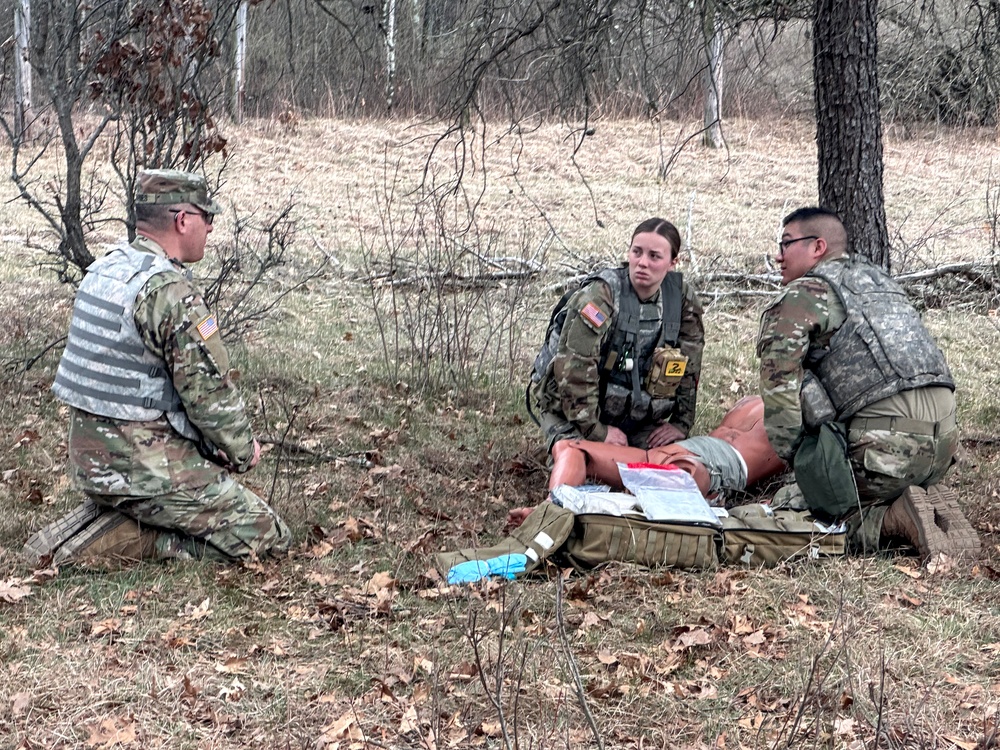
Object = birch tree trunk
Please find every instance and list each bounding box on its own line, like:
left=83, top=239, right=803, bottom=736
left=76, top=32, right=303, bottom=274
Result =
left=234, top=0, right=248, bottom=123
left=702, top=7, right=725, bottom=149
left=384, top=0, right=397, bottom=113
left=14, top=0, right=32, bottom=142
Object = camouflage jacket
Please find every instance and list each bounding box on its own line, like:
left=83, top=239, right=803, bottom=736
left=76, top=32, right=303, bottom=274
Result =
left=534, top=272, right=704, bottom=441
left=756, top=254, right=958, bottom=461
left=67, top=236, right=255, bottom=497
left=756, top=257, right=850, bottom=461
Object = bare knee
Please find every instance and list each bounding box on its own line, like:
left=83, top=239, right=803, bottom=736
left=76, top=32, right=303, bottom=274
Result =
left=552, top=439, right=585, bottom=461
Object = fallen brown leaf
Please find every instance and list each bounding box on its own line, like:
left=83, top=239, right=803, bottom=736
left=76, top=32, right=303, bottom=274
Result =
left=14, top=429, right=40, bottom=447
left=180, top=597, right=212, bottom=620
left=447, top=661, right=479, bottom=682
left=84, top=715, right=137, bottom=748
left=0, top=579, right=32, bottom=604
left=942, top=735, right=978, bottom=750
left=365, top=571, right=396, bottom=594
left=11, top=692, right=31, bottom=717
left=316, top=710, right=364, bottom=747
left=215, top=657, right=248, bottom=674
left=89, top=618, right=122, bottom=639
left=399, top=704, right=419, bottom=734
left=672, top=626, right=713, bottom=651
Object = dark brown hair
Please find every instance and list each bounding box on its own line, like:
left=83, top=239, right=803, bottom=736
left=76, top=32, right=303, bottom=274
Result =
left=134, top=202, right=175, bottom=230
left=631, top=217, right=681, bottom=260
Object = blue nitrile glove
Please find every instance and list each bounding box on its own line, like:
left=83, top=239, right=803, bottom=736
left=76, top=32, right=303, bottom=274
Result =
left=486, top=553, right=528, bottom=580
left=448, top=560, right=491, bottom=584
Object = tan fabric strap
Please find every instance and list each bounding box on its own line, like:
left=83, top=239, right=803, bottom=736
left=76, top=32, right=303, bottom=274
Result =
left=851, top=412, right=956, bottom=437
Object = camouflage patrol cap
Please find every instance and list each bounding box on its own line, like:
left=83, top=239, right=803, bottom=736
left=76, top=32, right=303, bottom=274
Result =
left=135, top=169, right=223, bottom=215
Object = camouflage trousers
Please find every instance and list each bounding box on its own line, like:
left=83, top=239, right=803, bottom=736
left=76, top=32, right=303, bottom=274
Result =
left=844, top=420, right=959, bottom=554
left=90, top=475, right=291, bottom=561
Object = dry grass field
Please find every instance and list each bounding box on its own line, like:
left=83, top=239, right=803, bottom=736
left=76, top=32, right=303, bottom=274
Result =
left=2, top=117, right=1000, bottom=750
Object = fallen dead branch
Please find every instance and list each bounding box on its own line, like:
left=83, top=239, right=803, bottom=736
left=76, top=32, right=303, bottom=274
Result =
left=895, top=261, right=997, bottom=284
left=364, top=267, right=543, bottom=290
left=258, top=435, right=374, bottom=468
left=960, top=434, right=1000, bottom=447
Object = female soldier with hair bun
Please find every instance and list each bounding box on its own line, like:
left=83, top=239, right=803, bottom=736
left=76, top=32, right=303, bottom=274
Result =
left=529, top=218, right=705, bottom=451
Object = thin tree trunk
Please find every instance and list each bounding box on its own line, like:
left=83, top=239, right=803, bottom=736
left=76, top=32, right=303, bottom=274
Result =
left=14, top=0, right=32, bottom=142
left=702, top=7, right=725, bottom=149
left=234, top=0, right=248, bottom=123
left=412, top=0, right=424, bottom=60
left=385, top=0, right=397, bottom=113
left=813, top=0, right=890, bottom=270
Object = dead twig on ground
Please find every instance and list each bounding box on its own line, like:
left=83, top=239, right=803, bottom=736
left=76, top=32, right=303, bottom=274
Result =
left=257, top=435, right=374, bottom=467
left=556, top=569, right=605, bottom=750
left=961, top=434, right=1000, bottom=447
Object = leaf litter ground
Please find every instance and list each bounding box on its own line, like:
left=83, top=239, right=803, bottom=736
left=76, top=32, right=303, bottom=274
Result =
left=1, top=118, right=1000, bottom=749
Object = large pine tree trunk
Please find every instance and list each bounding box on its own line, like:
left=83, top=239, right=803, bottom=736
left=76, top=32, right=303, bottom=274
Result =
left=813, top=0, right=890, bottom=270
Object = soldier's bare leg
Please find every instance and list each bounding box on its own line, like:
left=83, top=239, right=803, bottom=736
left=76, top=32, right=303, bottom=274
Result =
left=507, top=441, right=711, bottom=529
left=508, top=396, right=786, bottom=529
left=551, top=440, right=713, bottom=495
left=549, top=397, right=783, bottom=495
left=548, top=439, right=648, bottom=489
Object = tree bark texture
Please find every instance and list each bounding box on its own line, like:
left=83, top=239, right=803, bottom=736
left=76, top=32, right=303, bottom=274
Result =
left=384, top=0, right=397, bottom=113
left=14, top=0, right=32, bottom=142
left=813, top=0, right=890, bottom=270
left=702, top=6, right=725, bottom=149
left=234, top=1, right=248, bottom=123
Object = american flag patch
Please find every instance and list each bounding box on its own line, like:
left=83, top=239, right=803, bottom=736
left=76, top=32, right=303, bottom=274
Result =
left=196, top=315, right=219, bottom=340
left=580, top=302, right=608, bottom=329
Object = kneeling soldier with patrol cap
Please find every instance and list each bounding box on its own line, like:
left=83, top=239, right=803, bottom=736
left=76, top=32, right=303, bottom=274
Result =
left=24, top=170, right=291, bottom=566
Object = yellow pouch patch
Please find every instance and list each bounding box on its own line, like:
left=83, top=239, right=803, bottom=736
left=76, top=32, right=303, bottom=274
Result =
left=645, top=346, right=688, bottom=398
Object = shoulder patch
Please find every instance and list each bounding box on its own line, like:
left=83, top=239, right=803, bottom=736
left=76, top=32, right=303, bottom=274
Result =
left=579, top=302, right=608, bottom=331
left=196, top=315, right=219, bottom=340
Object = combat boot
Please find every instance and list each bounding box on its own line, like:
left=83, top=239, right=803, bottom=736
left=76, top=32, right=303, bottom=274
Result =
left=23, top=497, right=103, bottom=567
left=53, top=511, right=158, bottom=565
left=880, top=483, right=980, bottom=562
left=923, top=483, right=981, bottom=560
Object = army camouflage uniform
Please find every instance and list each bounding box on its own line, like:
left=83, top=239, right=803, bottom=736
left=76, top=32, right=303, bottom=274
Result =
left=55, top=235, right=290, bottom=560
left=533, top=269, right=704, bottom=449
left=757, top=255, right=957, bottom=553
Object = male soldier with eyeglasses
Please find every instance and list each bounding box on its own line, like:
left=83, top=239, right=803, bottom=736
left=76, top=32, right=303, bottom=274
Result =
left=757, top=206, right=979, bottom=560
left=24, top=170, right=291, bottom=566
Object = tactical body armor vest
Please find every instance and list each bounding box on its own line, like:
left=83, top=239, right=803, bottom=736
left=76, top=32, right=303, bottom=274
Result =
left=805, top=257, right=954, bottom=420
left=52, top=244, right=200, bottom=441
left=530, top=266, right=683, bottom=425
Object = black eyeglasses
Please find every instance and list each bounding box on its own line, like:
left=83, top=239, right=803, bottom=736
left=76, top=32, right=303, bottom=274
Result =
left=777, top=235, right=817, bottom=251
left=169, top=208, right=214, bottom=225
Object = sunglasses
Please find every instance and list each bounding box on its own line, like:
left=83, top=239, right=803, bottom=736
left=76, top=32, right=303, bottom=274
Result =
left=169, top=207, right=215, bottom=225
